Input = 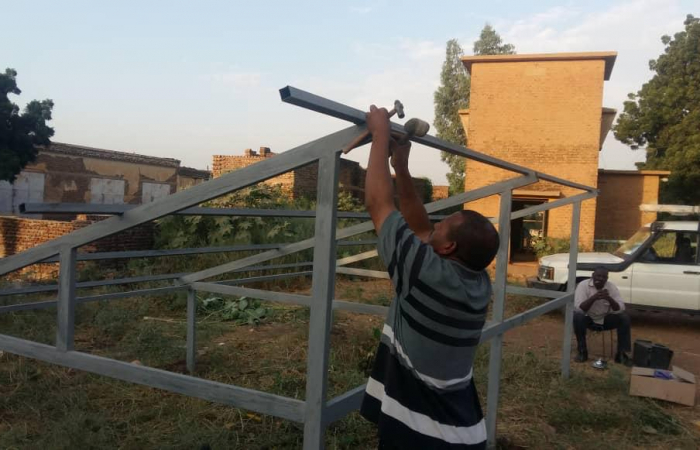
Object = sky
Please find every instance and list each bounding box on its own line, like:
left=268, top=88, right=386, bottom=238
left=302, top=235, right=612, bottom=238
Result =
left=1, top=0, right=697, bottom=185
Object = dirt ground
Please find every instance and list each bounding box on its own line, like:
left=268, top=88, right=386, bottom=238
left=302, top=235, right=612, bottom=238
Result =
left=506, top=307, right=700, bottom=398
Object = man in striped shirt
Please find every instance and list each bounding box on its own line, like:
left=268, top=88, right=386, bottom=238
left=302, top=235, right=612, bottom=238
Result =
left=359, top=105, right=500, bottom=450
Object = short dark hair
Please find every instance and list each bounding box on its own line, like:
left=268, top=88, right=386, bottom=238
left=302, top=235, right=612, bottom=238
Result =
left=593, top=266, right=609, bottom=275
left=449, top=210, right=500, bottom=271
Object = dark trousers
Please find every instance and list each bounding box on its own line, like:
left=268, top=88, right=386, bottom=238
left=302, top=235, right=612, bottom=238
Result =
left=573, top=311, right=631, bottom=354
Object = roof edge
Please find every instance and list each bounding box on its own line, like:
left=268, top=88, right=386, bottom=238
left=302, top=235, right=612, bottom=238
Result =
left=43, top=142, right=181, bottom=168
left=598, top=169, right=671, bottom=176
left=461, top=51, right=618, bottom=80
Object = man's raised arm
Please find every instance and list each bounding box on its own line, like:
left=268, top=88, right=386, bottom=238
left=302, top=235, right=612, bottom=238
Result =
left=391, top=141, right=432, bottom=242
left=364, top=105, right=397, bottom=232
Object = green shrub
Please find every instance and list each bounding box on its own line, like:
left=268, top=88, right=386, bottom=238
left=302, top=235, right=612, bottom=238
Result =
left=532, top=236, right=584, bottom=258
left=198, top=295, right=269, bottom=325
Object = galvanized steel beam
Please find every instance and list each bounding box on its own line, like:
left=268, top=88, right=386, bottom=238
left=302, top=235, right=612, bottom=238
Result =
left=561, top=202, right=582, bottom=379
left=0, top=334, right=305, bottom=422
left=486, top=190, right=512, bottom=448
left=303, top=153, right=340, bottom=447
left=480, top=293, right=573, bottom=343
left=22, top=203, right=446, bottom=221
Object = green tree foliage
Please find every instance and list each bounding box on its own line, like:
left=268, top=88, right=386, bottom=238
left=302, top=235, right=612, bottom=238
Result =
left=433, top=39, right=471, bottom=195
left=434, top=26, right=515, bottom=195
left=0, top=68, right=54, bottom=182
left=614, top=15, right=700, bottom=204
left=473, top=24, right=516, bottom=56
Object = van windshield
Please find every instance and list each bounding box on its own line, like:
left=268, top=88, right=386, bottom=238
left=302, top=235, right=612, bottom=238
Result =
left=614, top=228, right=652, bottom=259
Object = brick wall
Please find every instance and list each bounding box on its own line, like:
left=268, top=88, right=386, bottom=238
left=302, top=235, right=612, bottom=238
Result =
left=595, top=171, right=664, bottom=240
left=432, top=186, right=449, bottom=202
left=462, top=55, right=612, bottom=250
left=212, top=150, right=297, bottom=197
left=213, top=149, right=432, bottom=204
left=0, top=215, right=154, bottom=280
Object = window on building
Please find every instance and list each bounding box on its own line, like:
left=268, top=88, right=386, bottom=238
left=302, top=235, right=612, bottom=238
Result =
left=90, top=178, right=125, bottom=204
left=0, top=171, right=45, bottom=214
left=142, top=182, right=172, bottom=203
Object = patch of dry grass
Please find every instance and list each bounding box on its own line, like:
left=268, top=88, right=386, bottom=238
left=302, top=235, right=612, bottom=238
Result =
left=1, top=279, right=698, bottom=449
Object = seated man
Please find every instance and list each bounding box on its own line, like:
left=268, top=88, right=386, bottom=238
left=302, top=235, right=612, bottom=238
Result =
left=573, top=267, right=632, bottom=364
left=675, top=237, right=694, bottom=263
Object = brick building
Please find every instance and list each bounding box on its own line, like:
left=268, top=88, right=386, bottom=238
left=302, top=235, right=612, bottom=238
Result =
left=0, top=142, right=210, bottom=218
left=212, top=147, right=434, bottom=203
left=459, top=52, right=668, bottom=257
left=0, top=143, right=210, bottom=277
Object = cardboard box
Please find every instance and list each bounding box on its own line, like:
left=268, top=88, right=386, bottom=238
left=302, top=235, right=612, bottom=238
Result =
left=629, top=366, right=696, bottom=406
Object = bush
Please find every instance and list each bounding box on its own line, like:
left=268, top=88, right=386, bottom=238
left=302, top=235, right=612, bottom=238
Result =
left=532, top=236, right=584, bottom=258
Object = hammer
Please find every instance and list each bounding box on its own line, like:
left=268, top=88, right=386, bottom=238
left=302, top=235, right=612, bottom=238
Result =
left=396, top=117, right=430, bottom=144
left=342, top=100, right=405, bottom=154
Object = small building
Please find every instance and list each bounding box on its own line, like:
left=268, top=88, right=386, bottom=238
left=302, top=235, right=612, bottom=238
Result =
left=0, top=142, right=210, bottom=276
left=0, top=142, right=210, bottom=218
left=458, top=52, right=668, bottom=258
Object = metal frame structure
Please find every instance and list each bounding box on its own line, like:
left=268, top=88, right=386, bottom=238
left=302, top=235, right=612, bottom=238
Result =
left=0, top=87, right=594, bottom=449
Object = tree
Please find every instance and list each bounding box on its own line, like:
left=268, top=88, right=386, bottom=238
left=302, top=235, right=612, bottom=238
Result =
left=433, top=26, right=515, bottom=195
left=473, top=24, right=516, bottom=56
left=614, top=15, right=700, bottom=204
left=0, top=68, right=54, bottom=182
left=433, top=39, right=471, bottom=195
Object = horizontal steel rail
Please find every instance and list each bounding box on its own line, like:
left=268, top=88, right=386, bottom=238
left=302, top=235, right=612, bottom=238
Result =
left=0, top=272, right=188, bottom=297
left=505, top=285, right=563, bottom=299
left=193, top=282, right=389, bottom=316
left=335, top=267, right=389, bottom=279
left=0, top=262, right=318, bottom=298
left=22, top=203, right=447, bottom=221
left=480, top=293, right=572, bottom=342
left=280, top=86, right=368, bottom=125
left=0, top=250, right=373, bottom=299
left=510, top=191, right=597, bottom=220
left=281, top=87, right=595, bottom=193
left=0, top=286, right=187, bottom=314
left=0, top=334, right=305, bottom=422
left=0, top=272, right=315, bottom=314
left=38, top=240, right=377, bottom=263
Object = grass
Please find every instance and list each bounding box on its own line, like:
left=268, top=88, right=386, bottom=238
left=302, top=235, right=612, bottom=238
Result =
left=1, top=279, right=699, bottom=449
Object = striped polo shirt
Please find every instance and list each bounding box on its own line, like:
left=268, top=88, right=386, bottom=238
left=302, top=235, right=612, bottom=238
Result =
left=360, top=211, right=491, bottom=449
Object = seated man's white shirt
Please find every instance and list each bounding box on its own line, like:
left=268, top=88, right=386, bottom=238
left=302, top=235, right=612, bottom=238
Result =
left=574, top=279, right=625, bottom=325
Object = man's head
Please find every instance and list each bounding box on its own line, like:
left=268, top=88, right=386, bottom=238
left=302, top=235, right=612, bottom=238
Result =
left=428, top=210, right=499, bottom=271
left=591, top=267, right=609, bottom=290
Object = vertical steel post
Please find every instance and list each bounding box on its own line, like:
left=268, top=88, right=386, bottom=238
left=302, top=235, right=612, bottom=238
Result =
left=486, top=190, right=512, bottom=449
left=561, top=201, right=581, bottom=379
left=187, top=289, right=197, bottom=374
left=303, top=153, right=340, bottom=449
left=56, top=245, right=77, bottom=351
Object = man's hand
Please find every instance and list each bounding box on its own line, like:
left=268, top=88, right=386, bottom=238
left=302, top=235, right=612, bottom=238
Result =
left=366, top=105, right=390, bottom=140
left=390, top=138, right=411, bottom=171
left=598, top=289, right=621, bottom=311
